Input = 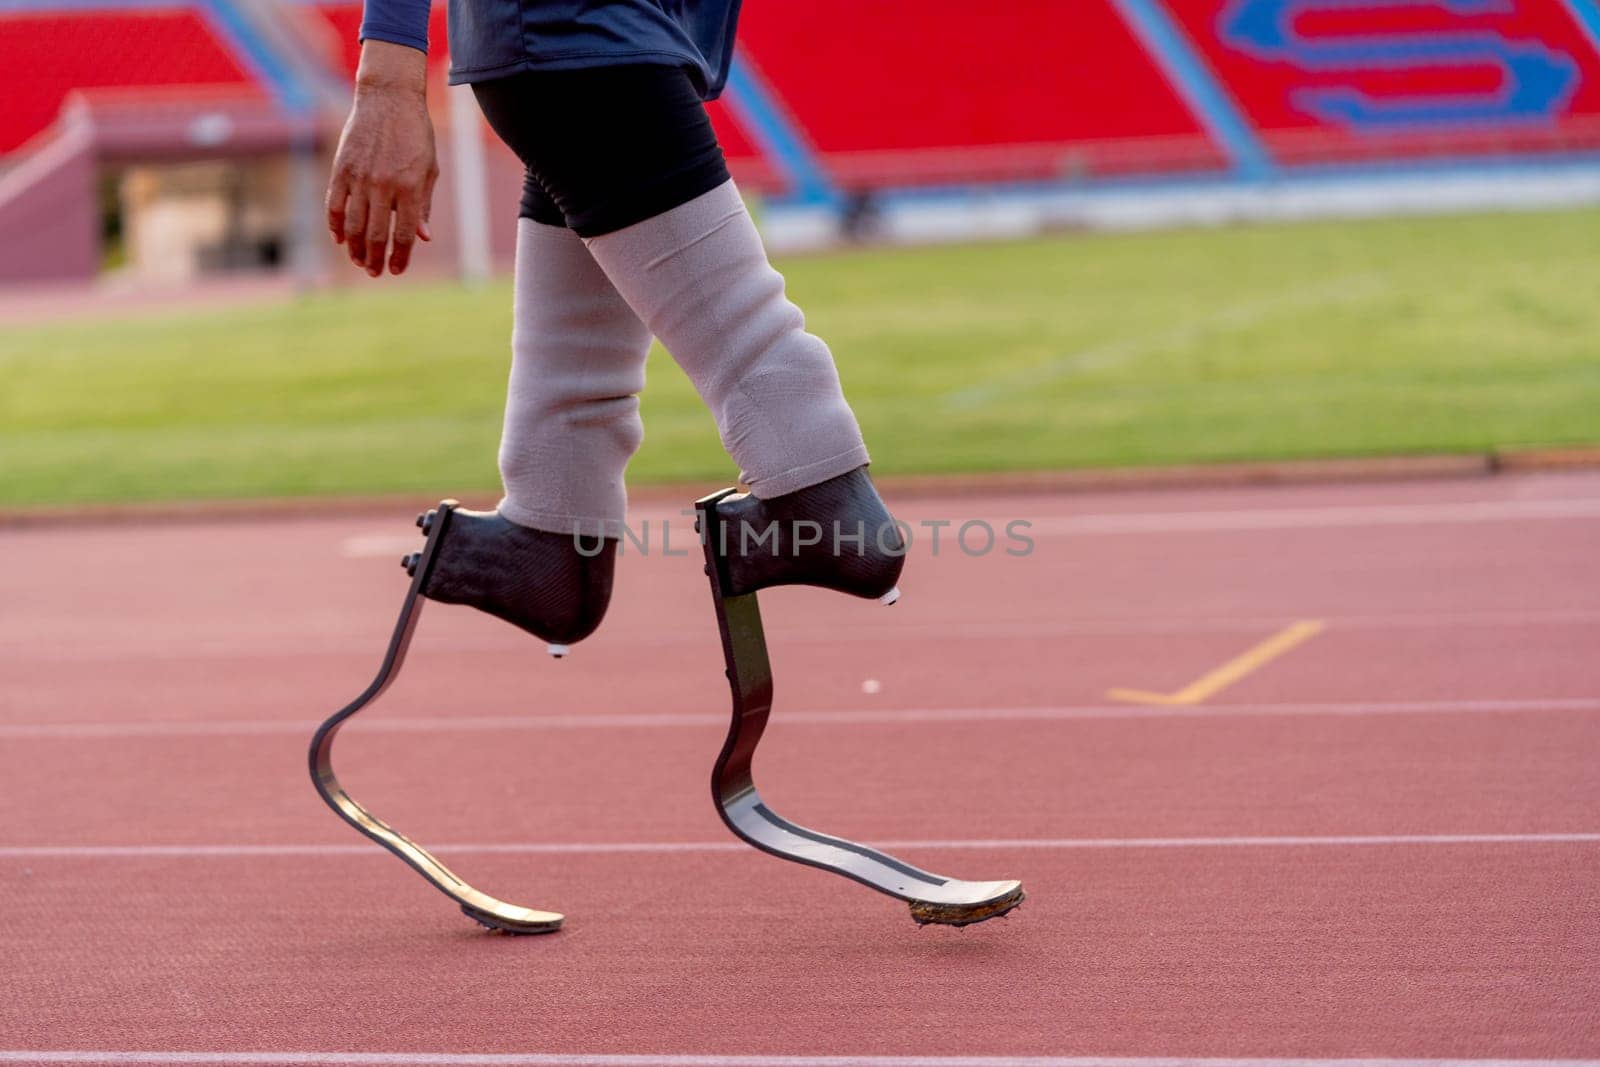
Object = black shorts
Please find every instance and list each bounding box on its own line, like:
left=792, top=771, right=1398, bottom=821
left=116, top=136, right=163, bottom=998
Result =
left=471, top=64, right=732, bottom=238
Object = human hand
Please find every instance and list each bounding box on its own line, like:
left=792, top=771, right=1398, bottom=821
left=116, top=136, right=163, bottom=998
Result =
left=325, top=40, right=439, bottom=276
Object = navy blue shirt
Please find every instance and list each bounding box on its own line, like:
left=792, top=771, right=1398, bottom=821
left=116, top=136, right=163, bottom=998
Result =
left=360, top=0, right=741, bottom=98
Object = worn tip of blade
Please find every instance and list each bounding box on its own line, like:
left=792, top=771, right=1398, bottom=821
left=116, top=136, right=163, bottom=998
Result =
left=907, top=885, right=1025, bottom=928
left=460, top=903, right=564, bottom=935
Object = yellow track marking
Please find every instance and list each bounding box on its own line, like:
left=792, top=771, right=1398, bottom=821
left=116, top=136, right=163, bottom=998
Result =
left=1108, top=619, right=1325, bottom=706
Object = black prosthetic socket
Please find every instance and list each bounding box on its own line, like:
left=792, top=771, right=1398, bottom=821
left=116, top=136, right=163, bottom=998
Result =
left=416, top=509, right=616, bottom=646
left=717, top=467, right=905, bottom=599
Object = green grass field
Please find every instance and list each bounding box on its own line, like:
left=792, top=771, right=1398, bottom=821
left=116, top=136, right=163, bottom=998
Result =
left=2, top=207, right=1597, bottom=507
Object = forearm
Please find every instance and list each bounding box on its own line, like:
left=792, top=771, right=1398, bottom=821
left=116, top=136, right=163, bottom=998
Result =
left=359, top=0, right=431, bottom=54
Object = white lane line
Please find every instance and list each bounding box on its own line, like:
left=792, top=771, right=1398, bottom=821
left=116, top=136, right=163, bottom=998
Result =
left=1014, top=498, right=1600, bottom=535
left=4, top=832, right=1596, bottom=861
left=2, top=697, right=1597, bottom=740
left=803, top=609, right=1600, bottom=639
left=10, top=608, right=1600, bottom=668
left=339, top=497, right=1600, bottom=557
left=6, top=1055, right=1600, bottom=1067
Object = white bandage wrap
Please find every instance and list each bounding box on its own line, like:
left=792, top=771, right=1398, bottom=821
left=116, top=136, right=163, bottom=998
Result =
left=498, top=181, right=870, bottom=538
left=584, top=180, right=869, bottom=498
left=496, top=219, right=653, bottom=538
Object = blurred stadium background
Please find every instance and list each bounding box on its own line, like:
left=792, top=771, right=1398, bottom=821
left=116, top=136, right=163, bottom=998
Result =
left=1, top=0, right=1598, bottom=505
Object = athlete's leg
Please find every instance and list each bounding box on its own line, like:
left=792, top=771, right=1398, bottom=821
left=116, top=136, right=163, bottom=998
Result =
left=472, top=65, right=901, bottom=597
left=497, top=188, right=653, bottom=537
left=473, top=67, right=866, bottom=496
left=583, top=180, right=867, bottom=498
left=411, top=175, right=649, bottom=649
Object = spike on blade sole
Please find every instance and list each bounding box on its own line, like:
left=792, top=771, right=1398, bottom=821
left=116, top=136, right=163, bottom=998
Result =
left=459, top=903, right=563, bottom=936
left=908, top=886, right=1026, bottom=928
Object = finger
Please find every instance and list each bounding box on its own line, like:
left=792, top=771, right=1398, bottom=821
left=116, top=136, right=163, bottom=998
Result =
left=363, top=191, right=392, bottom=276
left=344, top=191, right=370, bottom=267
left=418, top=166, right=439, bottom=242
left=325, top=169, right=350, bottom=245
left=389, top=195, right=421, bottom=275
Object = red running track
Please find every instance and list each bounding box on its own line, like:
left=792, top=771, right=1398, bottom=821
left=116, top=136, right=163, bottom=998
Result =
left=2, top=472, right=1598, bottom=1065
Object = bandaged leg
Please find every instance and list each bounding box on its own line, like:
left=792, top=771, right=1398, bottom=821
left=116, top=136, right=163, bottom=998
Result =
left=583, top=180, right=870, bottom=499
left=498, top=218, right=654, bottom=536
left=410, top=218, right=645, bottom=650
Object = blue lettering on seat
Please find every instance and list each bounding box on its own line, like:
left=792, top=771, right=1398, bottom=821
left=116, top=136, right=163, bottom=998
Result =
left=1219, top=0, right=1579, bottom=128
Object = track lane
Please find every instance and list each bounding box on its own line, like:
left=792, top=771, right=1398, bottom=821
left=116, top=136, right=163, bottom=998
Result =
left=4, top=472, right=1598, bottom=1059
left=2, top=708, right=1596, bottom=846
left=4, top=845, right=1595, bottom=1057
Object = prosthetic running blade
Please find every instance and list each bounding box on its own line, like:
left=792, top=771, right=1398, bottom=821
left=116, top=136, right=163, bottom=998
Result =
left=308, top=500, right=563, bottom=935
left=695, top=489, right=1025, bottom=928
